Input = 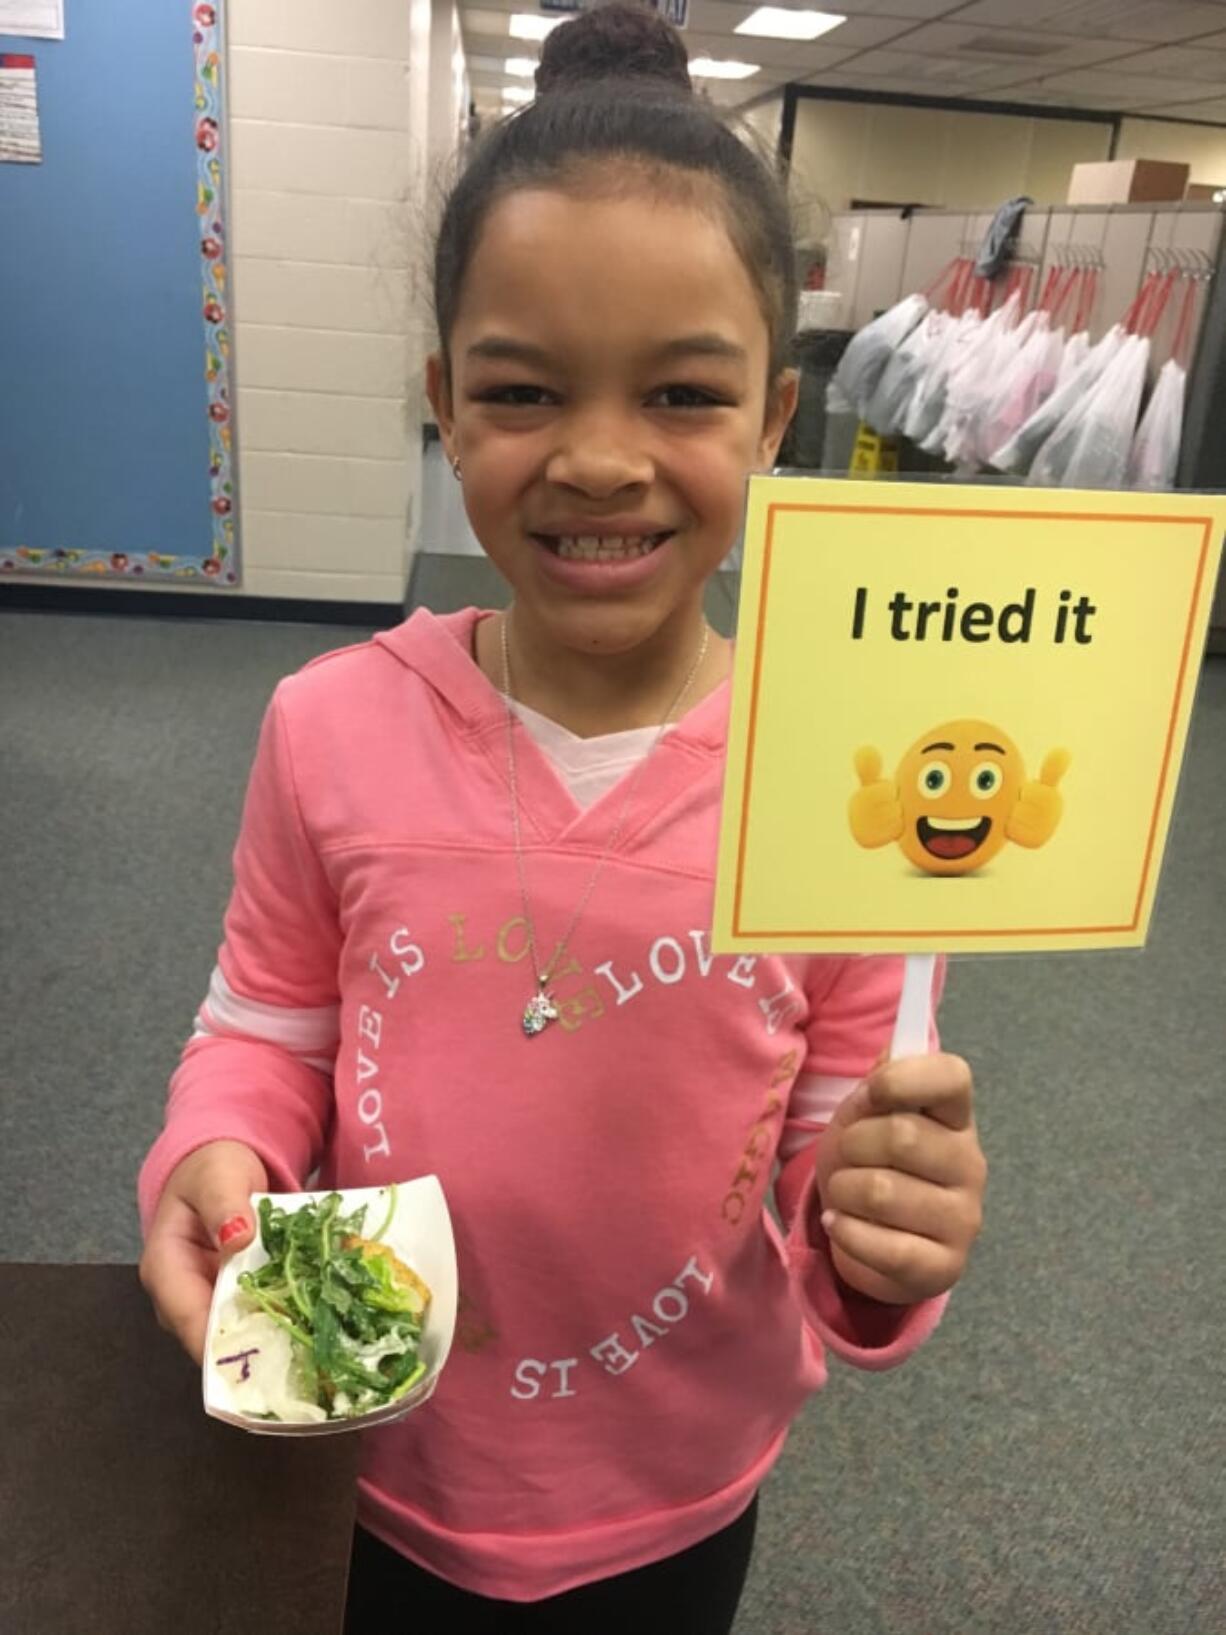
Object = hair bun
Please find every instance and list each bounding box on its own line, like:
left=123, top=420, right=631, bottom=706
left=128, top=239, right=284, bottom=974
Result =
left=534, top=1, right=692, bottom=96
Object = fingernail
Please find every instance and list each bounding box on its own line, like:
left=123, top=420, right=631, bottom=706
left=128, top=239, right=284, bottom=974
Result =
left=820, top=1209, right=837, bottom=1233
left=217, top=1215, right=249, bottom=1248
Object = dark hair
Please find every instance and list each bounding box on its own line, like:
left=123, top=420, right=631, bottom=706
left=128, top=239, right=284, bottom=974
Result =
left=432, top=1, right=797, bottom=385
left=535, top=0, right=691, bottom=94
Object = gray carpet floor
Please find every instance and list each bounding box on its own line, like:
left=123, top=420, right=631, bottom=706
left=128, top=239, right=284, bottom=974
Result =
left=2, top=591, right=1223, bottom=1635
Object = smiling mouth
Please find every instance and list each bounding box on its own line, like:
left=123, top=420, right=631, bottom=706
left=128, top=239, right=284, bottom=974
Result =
left=531, top=532, right=674, bottom=562
left=918, top=815, right=992, bottom=861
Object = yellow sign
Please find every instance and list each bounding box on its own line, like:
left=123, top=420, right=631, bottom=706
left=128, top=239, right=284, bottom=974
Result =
left=713, top=477, right=1226, bottom=954
left=849, top=423, right=898, bottom=477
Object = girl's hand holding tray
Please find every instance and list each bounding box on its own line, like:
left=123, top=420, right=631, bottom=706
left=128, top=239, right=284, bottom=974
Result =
left=203, top=1177, right=457, bottom=1436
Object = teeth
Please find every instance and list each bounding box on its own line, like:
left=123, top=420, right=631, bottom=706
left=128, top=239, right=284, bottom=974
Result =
left=550, top=534, right=664, bottom=561
left=928, top=817, right=982, bottom=832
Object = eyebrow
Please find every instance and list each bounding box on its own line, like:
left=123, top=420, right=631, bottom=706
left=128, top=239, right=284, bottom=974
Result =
left=466, top=337, right=552, bottom=367
left=922, top=741, right=955, bottom=753
left=974, top=742, right=1007, bottom=754
left=655, top=333, right=749, bottom=364
left=464, top=332, right=749, bottom=367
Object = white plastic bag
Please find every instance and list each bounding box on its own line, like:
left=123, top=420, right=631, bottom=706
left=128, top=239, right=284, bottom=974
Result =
left=919, top=302, right=1000, bottom=456
left=972, top=314, right=1065, bottom=468
left=929, top=292, right=1025, bottom=464
left=1054, top=266, right=1097, bottom=389
left=1055, top=330, right=1090, bottom=391
left=902, top=307, right=978, bottom=444
left=993, top=324, right=1126, bottom=476
left=825, top=376, right=854, bottom=417
left=1126, top=357, right=1186, bottom=489
left=862, top=308, right=947, bottom=436
left=832, top=293, right=928, bottom=418
left=1028, top=333, right=1150, bottom=488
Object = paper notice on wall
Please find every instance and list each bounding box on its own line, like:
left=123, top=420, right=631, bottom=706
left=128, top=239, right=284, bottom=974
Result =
left=0, top=53, right=40, bottom=162
left=0, top=2, right=63, bottom=40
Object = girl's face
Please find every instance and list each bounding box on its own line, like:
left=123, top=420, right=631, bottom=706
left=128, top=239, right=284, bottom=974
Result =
left=427, top=183, right=797, bottom=661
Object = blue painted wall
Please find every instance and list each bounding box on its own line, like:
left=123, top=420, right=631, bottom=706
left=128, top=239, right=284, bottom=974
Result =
left=0, top=1, right=215, bottom=566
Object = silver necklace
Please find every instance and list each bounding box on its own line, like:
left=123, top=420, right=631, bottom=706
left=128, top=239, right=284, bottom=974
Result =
left=499, top=612, right=710, bottom=1037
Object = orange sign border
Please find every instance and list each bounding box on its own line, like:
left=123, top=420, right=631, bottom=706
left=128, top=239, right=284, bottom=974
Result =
left=732, top=502, right=1215, bottom=941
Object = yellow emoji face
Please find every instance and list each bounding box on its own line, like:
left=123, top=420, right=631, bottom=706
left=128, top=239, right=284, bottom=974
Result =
left=897, top=719, right=1024, bottom=875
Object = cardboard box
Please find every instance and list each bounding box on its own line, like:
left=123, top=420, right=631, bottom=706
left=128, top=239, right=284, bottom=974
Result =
left=1067, top=159, right=1190, bottom=205
left=1185, top=181, right=1226, bottom=201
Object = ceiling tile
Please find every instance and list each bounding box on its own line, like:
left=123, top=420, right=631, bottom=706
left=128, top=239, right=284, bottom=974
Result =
left=682, top=30, right=851, bottom=72
left=805, top=14, right=931, bottom=50
left=1127, top=43, right=1226, bottom=82
left=466, top=52, right=516, bottom=75
left=1033, top=67, right=1205, bottom=99
left=968, top=89, right=1075, bottom=110
left=464, top=29, right=522, bottom=56
left=830, top=0, right=978, bottom=16
left=952, top=0, right=1226, bottom=45
left=687, top=0, right=847, bottom=37
left=462, top=7, right=511, bottom=35
left=799, top=69, right=964, bottom=96
left=848, top=47, right=1042, bottom=88
left=1129, top=98, right=1226, bottom=121
left=460, top=0, right=1226, bottom=124
left=876, top=19, right=1155, bottom=71
left=702, top=76, right=784, bottom=107
left=466, top=66, right=518, bottom=87
left=1001, top=84, right=1151, bottom=109
left=459, top=1, right=916, bottom=49
left=690, top=0, right=953, bottom=28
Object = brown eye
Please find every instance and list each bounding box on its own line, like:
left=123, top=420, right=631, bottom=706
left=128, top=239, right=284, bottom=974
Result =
left=476, top=385, right=556, bottom=406
left=649, top=385, right=729, bottom=409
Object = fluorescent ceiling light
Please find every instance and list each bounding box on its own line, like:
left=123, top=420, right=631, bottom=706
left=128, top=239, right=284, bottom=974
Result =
left=504, top=57, right=538, bottom=76
left=689, top=57, right=761, bottom=80
left=509, top=14, right=562, bottom=41
left=502, top=85, right=533, bottom=105
left=735, top=8, right=845, bottom=42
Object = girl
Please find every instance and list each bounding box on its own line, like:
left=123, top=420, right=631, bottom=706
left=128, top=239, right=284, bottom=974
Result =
left=138, top=5, right=987, bottom=1630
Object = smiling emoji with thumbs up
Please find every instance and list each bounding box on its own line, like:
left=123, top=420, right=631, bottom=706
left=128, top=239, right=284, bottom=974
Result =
left=849, top=718, right=1070, bottom=876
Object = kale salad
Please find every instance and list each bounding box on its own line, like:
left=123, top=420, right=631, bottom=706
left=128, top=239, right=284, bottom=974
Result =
left=211, top=1186, right=432, bottom=1423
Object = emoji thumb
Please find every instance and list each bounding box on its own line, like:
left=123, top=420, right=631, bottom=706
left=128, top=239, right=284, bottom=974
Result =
left=854, top=745, right=883, bottom=787
left=1039, top=748, right=1071, bottom=788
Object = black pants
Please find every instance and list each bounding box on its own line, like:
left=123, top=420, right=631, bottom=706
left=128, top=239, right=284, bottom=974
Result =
left=343, top=1493, right=758, bottom=1634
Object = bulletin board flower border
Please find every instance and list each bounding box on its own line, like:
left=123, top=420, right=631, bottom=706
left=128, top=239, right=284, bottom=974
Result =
left=2, top=3, right=240, bottom=586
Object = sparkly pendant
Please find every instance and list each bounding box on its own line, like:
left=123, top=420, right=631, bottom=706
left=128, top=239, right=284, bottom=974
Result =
left=522, top=986, right=559, bottom=1037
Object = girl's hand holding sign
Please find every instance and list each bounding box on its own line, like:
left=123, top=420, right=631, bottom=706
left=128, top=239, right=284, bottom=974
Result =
left=813, top=1054, right=987, bottom=1306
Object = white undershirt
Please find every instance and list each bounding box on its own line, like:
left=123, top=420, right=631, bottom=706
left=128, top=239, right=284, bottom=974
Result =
left=509, top=698, right=664, bottom=810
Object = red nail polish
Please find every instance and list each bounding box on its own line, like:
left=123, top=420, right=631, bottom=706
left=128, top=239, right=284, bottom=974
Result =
left=218, top=1215, right=249, bottom=1247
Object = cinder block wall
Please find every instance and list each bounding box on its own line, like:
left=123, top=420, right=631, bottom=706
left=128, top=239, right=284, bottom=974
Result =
left=227, top=0, right=428, bottom=603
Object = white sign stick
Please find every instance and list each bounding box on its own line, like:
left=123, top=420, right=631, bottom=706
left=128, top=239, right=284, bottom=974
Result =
left=889, top=953, right=935, bottom=1060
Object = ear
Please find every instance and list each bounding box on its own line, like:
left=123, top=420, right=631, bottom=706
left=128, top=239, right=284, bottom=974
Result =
left=756, top=368, right=800, bottom=471
left=425, top=351, right=457, bottom=461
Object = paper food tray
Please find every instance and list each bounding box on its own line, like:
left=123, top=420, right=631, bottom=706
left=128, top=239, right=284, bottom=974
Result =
left=203, top=1175, right=456, bottom=1437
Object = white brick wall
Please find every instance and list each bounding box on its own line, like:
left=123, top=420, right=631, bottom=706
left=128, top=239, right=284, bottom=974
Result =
left=227, top=0, right=429, bottom=603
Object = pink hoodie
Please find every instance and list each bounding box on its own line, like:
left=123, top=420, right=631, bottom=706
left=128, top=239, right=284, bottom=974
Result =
left=138, top=608, right=947, bottom=1600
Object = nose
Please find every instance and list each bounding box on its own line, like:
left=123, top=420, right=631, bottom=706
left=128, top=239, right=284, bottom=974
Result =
left=545, top=404, right=653, bottom=498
